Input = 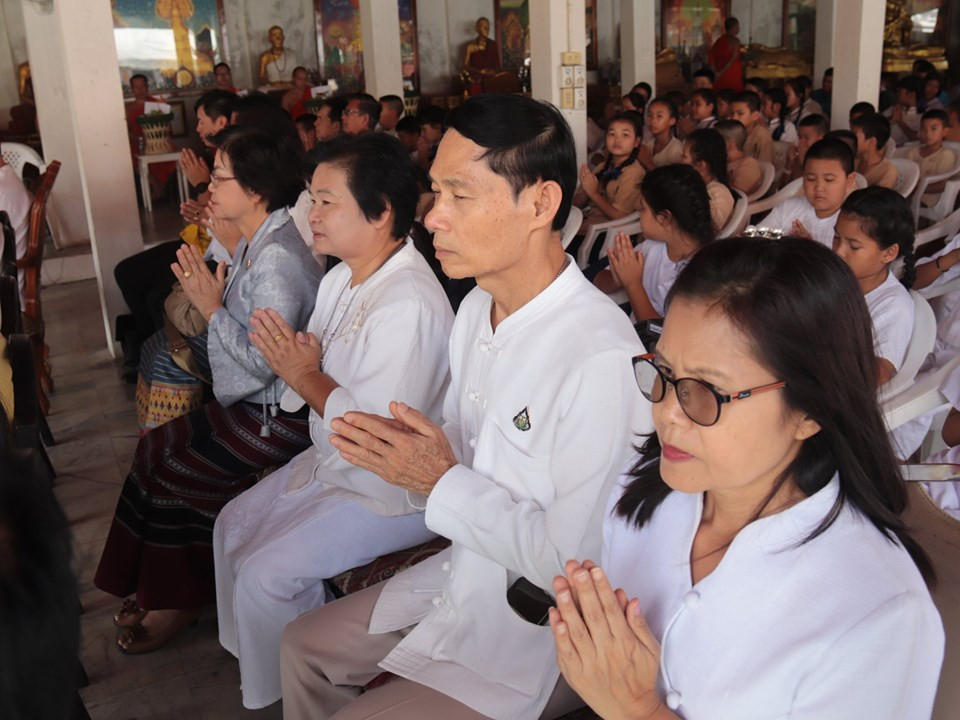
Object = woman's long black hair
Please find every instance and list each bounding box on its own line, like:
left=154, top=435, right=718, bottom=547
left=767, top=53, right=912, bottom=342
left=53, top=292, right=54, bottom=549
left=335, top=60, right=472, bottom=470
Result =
left=616, top=236, right=935, bottom=587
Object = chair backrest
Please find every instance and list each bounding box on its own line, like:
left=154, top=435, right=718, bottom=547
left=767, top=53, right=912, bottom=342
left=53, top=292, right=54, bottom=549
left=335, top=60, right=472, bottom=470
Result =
left=0, top=142, right=46, bottom=182
left=18, top=161, right=60, bottom=322
left=915, top=207, right=960, bottom=254
left=884, top=136, right=898, bottom=160
left=561, top=206, right=583, bottom=250
left=914, top=146, right=960, bottom=225
left=747, top=176, right=802, bottom=218
left=747, top=161, right=776, bottom=202
left=718, top=190, right=749, bottom=239
left=576, top=211, right=640, bottom=269
left=772, top=140, right=790, bottom=173
left=889, top=157, right=921, bottom=198
left=880, top=290, right=936, bottom=399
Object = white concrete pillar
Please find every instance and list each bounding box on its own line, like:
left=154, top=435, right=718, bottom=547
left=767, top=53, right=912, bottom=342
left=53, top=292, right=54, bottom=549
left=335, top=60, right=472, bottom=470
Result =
left=22, top=0, right=144, bottom=356
left=359, top=0, right=404, bottom=98
left=830, top=0, right=886, bottom=130
left=620, top=0, right=656, bottom=97
left=814, top=0, right=836, bottom=94
left=530, top=0, right=588, bottom=166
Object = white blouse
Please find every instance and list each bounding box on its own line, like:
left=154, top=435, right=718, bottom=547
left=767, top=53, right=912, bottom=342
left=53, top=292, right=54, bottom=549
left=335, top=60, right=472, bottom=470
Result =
left=279, top=241, right=454, bottom=516
left=602, top=472, right=944, bottom=719
left=368, top=260, right=654, bottom=719
left=866, top=271, right=914, bottom=372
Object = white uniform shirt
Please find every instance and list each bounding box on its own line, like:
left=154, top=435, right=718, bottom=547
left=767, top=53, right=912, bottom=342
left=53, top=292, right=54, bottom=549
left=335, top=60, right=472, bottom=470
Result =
left=768, top=117, right=798, bottom=145
left=884, top=105, right=921, bottom=146
left=279, top=241, right=454, bottom=516
left=0, top=164, right=32, bottom=304
left=763, top=196, right=839, bottom=248
left=603, top=472, right=944, bottom=719
left=638, top=240, right=682, bottom=317
left=368, top=260, right=653, bottom=719
left=917, top=233, right=960, bottom=352
left=866, top=271, right=914, bottom=371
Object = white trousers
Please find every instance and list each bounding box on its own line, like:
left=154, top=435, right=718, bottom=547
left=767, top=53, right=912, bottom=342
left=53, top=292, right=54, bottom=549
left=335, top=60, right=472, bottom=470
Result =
left=213, top=449, right=436, bottom=709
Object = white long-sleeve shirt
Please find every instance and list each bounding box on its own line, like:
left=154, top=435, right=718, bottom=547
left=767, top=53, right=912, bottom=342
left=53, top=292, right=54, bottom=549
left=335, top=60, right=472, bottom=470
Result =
left=368, top=259, right=653, bottom=719
left=279, top=240, right=454, bottom=516
left=602, top=471, right=944, bottom=719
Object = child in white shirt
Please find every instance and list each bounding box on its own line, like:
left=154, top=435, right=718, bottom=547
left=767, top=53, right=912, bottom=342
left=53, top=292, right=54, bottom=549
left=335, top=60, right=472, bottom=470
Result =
left=763, top=137, right=856, bottom=247
left=833, top=186, right=916, bottom=386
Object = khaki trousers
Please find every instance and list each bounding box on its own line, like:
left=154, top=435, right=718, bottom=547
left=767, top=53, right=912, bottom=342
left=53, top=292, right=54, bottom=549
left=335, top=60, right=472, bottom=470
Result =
left=280, top=580, right=584, bottom=720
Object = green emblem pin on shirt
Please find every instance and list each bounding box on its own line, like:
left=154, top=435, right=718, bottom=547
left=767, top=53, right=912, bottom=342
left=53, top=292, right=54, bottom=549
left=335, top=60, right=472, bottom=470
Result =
left=513, top=407, right=530, bottom=431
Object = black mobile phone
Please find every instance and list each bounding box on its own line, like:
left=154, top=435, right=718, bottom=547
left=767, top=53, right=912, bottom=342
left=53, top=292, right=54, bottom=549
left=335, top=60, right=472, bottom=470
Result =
left=506, top=577, right=554, bottom=626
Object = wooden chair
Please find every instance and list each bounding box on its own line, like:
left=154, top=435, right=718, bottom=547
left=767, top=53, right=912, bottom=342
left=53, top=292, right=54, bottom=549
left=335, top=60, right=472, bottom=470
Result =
left=17, top=160, right=60, bottom=413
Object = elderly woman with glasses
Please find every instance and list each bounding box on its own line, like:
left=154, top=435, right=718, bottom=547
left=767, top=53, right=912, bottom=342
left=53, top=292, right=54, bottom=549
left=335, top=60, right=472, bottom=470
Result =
left=549, top=237, right=944, bottom=719
left=95, top=124, right=323, bottom=654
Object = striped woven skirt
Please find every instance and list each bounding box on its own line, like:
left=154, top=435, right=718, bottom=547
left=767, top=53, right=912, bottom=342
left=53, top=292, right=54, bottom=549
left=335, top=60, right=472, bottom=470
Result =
left=94, top=397, right=310, bottom=610
left=135, top=328, right=211, bottom=433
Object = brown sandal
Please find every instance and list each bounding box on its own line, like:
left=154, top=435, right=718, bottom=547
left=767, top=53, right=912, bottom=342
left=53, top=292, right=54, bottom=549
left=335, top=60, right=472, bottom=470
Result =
left=116, top=609, right=201, bottom=655
left=113, top=598, right=148, bottom=628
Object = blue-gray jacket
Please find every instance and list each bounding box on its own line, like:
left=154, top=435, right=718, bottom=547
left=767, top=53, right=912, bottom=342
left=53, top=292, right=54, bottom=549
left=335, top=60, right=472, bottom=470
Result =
left=207, top=208, right=323, bottom=408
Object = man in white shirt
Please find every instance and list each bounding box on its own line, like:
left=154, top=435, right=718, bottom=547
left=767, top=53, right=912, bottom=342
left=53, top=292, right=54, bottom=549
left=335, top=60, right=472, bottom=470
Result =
left=763, top=137, right=855, bottom=247
left=0, top=155, right=32, bottom=304
left=279, top=94, right=653, bottom=720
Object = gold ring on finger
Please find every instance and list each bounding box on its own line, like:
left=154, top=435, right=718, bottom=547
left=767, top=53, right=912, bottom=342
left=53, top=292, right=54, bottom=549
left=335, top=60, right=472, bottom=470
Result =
left=274, top=334, right=284, bottom=344
left=183, top=270, right=192, bottom=279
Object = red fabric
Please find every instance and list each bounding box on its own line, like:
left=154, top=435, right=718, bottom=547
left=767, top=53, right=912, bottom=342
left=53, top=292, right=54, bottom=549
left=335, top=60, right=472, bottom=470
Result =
left=127, top=95, right=176, bottom=183
left=708, top=35, right=743, bottom=92
left=288, top=88, right=312, bottom=119
left=467, top=40, right=501, bottom=96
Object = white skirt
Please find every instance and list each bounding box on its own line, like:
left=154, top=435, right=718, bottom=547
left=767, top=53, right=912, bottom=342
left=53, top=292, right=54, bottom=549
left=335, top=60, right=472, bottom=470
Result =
left=213, top=448, right=436, bottom=709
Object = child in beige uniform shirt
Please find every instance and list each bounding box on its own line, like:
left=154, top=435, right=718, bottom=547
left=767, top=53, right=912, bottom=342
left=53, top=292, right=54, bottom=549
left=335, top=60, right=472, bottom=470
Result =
left=851, top=112, right=900, bottom=190
left=906, top=109, right=958, bottom=207
left=730, top=91, right=774, bottom=165
left=573, top=113, right=646, bottom=228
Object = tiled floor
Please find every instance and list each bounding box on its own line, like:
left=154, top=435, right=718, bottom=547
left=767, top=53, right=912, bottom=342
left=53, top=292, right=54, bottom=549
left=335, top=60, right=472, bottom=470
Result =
left=43, top=279, right=281, bottom=719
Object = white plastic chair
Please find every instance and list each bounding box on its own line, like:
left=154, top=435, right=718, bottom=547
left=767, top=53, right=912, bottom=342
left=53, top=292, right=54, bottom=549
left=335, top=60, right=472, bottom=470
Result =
left=889, top=157, right=921, bottom=198
left=576, top=211, right=640, bottom=269
left=916, top=208, right=960, bottom=255
left=854, top=172, right=869, bottom=190
left=884, top=136, right=897, bottom=161
left=561, top=206, right=583, bottom=250
left=597, top=219, right=645, bottom=307
left=910, top=142, right=960, bottom=226
left=718, top=190, right=749, bottom=239
left=747, top=161, right=776, bottom=203
left=0, top=142, right=46, bottom=179
left=883, top=355, right=960, bottom=431
left=747, top=176, right=802, bottom=218
left=879, top=291, right=936, bottom=400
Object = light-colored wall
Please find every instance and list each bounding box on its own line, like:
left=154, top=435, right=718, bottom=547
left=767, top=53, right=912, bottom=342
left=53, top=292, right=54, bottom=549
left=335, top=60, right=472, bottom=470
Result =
left=731, top=0, right=782, bottom=48
left=0, top=0, right=27, bottom=127
left=417, top=0, right=493, bottom=95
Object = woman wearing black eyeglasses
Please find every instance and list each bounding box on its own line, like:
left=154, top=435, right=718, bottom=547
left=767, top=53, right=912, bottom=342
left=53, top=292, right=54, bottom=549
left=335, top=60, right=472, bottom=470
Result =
left=549, top=236, right=944, bottom=719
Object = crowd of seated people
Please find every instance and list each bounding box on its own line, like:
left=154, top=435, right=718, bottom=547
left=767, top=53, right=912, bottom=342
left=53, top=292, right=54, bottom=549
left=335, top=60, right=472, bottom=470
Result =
left=91, top=47, right=960, bottom=718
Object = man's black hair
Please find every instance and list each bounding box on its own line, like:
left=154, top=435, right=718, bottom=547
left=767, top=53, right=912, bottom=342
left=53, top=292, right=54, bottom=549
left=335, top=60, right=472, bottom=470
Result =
left=446, top=94, right=576, bottom=232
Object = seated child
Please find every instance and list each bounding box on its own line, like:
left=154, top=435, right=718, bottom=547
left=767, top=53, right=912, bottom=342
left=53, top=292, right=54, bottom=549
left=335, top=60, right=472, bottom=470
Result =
left=731, top=90, right=773, bottom=164
left=947, top=98, right=960, bottom=143
left=762, top=87, right=798, bottom=144
left=784, top=113, right=829, bottom=184
left=716, top=88, right=736, bottom=120
left=784, top=76, right=822, bottom=125
left=832, top=186, right=916, bottom=386
left=638, top=97, right=684, bottom=170
left=911, top=228, right=960, bottom=368
left=884, top=75, right=923, bottom=145
left=573, top=112, right=645, bottom=229
left=906, top=109, right=958, bottom=208
left=763, top=137, right=856, bottom=247
left=923, top=72, right=945, bottom=111
left=594, top=164, right=715, bottom=320
left=716, top=119, right=762, bottom=196
left=395, top=116, right=422, bottom=154
left=692, top=67, right=714, bottom=89
left=682, top=128, right=736, bottom=232
left=851, top=112, right=899, bottom=190
left=678, top=88, right=718, bottom=135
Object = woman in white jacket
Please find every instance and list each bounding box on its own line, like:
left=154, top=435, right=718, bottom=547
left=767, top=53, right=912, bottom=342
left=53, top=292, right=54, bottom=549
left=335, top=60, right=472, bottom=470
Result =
left=550, top=236, right=944, bottom=720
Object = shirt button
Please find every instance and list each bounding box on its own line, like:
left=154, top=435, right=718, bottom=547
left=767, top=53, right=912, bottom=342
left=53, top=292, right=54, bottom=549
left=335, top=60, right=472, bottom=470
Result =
left=665, top=690, right=682, bottom=710
left=432, top=596, right=442, bottom=607
left=468, top=438, right=477, bottom=449
left=441, top=561, right=451, bottom=572
left=467, top=391, right=479, bottom=402
left=683, top=591, right=701, bottom=609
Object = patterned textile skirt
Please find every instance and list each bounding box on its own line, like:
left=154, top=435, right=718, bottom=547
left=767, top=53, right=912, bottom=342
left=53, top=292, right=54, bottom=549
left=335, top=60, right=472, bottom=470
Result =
left=94, top=398, right=311, bottom=610
left=136, top=328, right=211, bottom=433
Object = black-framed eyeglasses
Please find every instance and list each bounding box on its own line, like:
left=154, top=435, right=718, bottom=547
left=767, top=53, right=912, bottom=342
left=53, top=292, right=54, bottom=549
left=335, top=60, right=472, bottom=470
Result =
left=209, top=172, right=237, bottom=186
left=633, top=353, right=786, bottom=427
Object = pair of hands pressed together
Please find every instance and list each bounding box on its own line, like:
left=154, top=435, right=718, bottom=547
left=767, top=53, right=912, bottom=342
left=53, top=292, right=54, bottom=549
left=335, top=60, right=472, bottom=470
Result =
left=247, top=308, right=457, bottom=496
left=608, top=232, right=644, bottom=290
left=170, top=244, right=226, bottom=322
left=550, top=560, right=665, bottom=720
left=180, top=148, right=210, bottom=187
